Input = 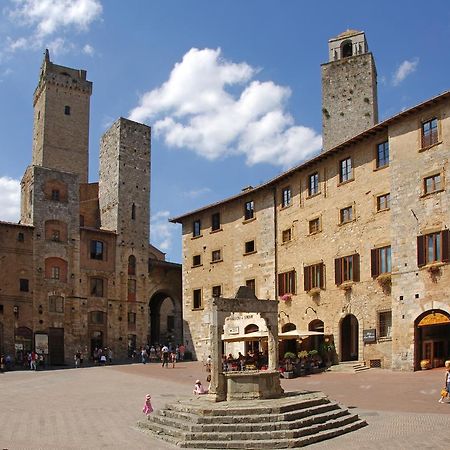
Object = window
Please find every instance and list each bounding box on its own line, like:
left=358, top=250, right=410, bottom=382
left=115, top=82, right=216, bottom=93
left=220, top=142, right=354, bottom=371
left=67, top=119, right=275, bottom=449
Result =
left=0, top=304, right=3, bottom=314
left=211, top=212, right=221, bottom=231
left=128, top=255, right=136, bottom=275
left=308, top=172, right=319, bottom=196
left=417, top=230, right=449, bottom=266
left=90, top=240, right=104, bottom=260
left=340, top=206, right=353, bottom=224
left=377, top=193, right=390, bottom=211
left=244, top=200, right=254, bottom=220
left=51, top=266, right=60, bottom=280
left=193, top=289, right=202, bottom=309
left=192, top=254, right=201, bottom=266
left=371, top=246, right=392, bottom=277
left=131, top=203, right=136, bottom=220
left=128, top=279, right=136, bottom=301
left=335, top=254, right=360, bottom=285
left=90, top=311, right=104, bottom=324
left=193, top=219, right=201, bottom=237
left=17, top=232, right=24, bottom=242
left=64, top=105, right=71, bottom=115
left=244, top=240, right=255, bottom=254
left=379, top=311, right=392, bottom=338
left=309, top=218, right=320, bottom=234
left=421, top=118, right=438, bottom=148
left=49, top=295, right=64, bottom=313
left=246, top=279, right=256, bottom=294
left=51, top=189, right=60, bottom=201
left=282, top=228, right=292, bottom=243
left=212, top=285, right=221, bottom=297
left=339, top=157, right=353, bottom=183
left=19, top=279, right=29, bottom=292
left=376, top=141, right=389, bottom=168
left=278, top=270, right=296, bottom=296
left=211, top=250, right=221, bottom=262
left=304, top=263, right=324, bottom=291
left=281, top=187, right=291, bottom=207
left=424, top=174, right=442, bottom=194
left=128, top=312, right=136, bottom=324
left=51, top=229, right=60, bottom=242
left=90, top=278, right=104, bottom=297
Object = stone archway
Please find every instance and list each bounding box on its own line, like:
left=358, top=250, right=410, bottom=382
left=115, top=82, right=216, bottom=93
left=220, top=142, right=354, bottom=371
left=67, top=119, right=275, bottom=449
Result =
left=414, top=309, right=450, bottom=370
left=340, top=314, right=359, bottom=361
left=149, top=291, right=182, bottom=347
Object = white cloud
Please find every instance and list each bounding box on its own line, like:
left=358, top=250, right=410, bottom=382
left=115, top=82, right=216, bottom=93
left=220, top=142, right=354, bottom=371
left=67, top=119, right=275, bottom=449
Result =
left=0, top=176, right=21, bottom=223
left=184, top=187, right=212, bottom=199
left=5, top=0, right=102, bottom=54
left=129, top=48, right=322, bottom=167
left=82, top=43, right=94, bottom=55
left=393, top=58, right=419, bottom=86
left=150, top=210, right=173, bottom=252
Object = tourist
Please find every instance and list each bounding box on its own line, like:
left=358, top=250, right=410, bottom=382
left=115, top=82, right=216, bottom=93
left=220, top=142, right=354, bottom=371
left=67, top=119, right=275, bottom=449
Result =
left=141, top=347, right=147, bottom=364
left=30, top=351, right=37, bottom=371
left=193, top=380, right=208, bottom=395
left=149, top=345, right=156, bottom=361
left=74, top=351, right=81, bottom=368
left=161, top=345, right=169, bottom=368
left=108, top=348, right=113, bottom=364
left=142, top=394, right=154, bottom=418
left=438, top=360, right=450, bottom=403
left=170, top=351, right=177, bottom=368
left=205, top=355, right=212, bottom=372
left=178, top=344, right=185, bottom=361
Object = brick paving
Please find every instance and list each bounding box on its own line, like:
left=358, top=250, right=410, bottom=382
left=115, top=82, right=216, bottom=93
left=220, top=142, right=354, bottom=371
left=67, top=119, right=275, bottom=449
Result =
left=1, top=362, right=449, bottom=449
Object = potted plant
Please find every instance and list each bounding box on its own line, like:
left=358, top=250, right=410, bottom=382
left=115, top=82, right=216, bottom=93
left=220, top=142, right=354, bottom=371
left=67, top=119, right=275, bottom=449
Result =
left=283, top=351, right=296, bottom=377
left=280, top=293, right=292, bottom=302
left=420, top=359, right=431, bottom=370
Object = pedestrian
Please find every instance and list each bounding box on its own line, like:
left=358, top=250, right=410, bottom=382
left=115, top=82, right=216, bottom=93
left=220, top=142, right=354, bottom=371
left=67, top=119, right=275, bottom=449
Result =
left=141, top=347, right=147, bottom=364
left=178, top=344, right=185, bottom=361
left=30, top=351, right=37, bottom=371
left=193, top=380, right=208, bottom=395
left=438, top=360, right=450, bottom=403
left=149, top=345, right=156, bottom=362
left=74, top=350, right=81, bottom=368
left=108, top=348, right=113, bottom=364
left=161, top=345, right=169, bottom=368
left=142, top=394, right=154, bottom=418
left=170, top=351, right=177, bottom=368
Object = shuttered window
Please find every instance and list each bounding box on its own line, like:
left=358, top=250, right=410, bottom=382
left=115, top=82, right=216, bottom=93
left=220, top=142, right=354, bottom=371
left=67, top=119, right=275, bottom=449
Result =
left=417, top=230, right=449, bottom=266
left=278, top=270, right=296, bottom=296
left=335, top=254, right=360, bottom=285
left=304, top=263, right=324, bottom=291
left=371, top=246, right=391, bottom=277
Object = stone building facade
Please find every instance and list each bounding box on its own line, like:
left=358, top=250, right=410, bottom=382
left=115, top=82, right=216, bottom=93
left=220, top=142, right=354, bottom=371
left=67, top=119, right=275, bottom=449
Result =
left=0, top=51, right=181, bottom=365
left=171, top=30, right=450, bottom=371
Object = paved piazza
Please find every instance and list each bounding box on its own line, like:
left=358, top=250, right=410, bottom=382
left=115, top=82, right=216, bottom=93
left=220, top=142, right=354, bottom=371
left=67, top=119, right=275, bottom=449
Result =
left=1, top=362, right=449, bottom=449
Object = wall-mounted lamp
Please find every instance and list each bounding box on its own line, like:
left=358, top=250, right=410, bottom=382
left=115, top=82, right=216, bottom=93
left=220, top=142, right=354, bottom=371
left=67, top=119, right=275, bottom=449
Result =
left=305, top=306, right=317, bottom=316
left=278, top=310, right=290, bottom=321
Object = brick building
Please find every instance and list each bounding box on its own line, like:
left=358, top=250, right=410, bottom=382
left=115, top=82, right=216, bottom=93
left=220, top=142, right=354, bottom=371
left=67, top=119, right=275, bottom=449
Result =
left=171, top=30, right=450, bottom=371
left=0, top=51, right=181, bottom=365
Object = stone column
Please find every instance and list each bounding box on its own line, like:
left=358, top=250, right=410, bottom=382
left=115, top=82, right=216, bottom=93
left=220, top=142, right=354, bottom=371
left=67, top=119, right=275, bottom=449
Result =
left=208, top=304, right=226, bottom=402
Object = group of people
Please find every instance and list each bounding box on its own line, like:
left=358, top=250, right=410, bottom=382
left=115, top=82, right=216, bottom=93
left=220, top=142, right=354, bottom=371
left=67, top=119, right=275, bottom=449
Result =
left=135, top=343, right=185, bottom=367
left=221, top=350, right=268, bottom=372
left=0, top=354, right=13, bottom=372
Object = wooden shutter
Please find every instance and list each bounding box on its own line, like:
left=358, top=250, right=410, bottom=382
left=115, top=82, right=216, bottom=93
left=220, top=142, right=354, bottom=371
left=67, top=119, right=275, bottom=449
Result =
left=278, top=273, right=284, bottom=296
left=353, top=254, right=360, bottom=282
left=335, top=258, right=342, bottom=285
left=417, top=235, right=425, bottom=267
left=442, top=229, right=449, bottom=262
left=304, top=266, right=311, bottom=291
left=319, top=263, right=325, bottom=289
left=371, top=248, right=379, bottom=278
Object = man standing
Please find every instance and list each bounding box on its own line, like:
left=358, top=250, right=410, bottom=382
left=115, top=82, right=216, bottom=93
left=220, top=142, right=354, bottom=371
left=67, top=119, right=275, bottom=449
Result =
left=161, top=345, right=169, bottom=368
left=178, top=344, right=185, bottom=361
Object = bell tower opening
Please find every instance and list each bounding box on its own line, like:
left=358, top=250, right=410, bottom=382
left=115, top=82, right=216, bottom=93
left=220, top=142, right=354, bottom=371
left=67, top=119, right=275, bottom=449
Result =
left=341, top=41, right=353, bottom=58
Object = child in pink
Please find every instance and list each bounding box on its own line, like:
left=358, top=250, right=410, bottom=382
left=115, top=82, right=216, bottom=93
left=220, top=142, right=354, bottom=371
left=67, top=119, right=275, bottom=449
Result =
left=142, top=394, right=154, bottom=417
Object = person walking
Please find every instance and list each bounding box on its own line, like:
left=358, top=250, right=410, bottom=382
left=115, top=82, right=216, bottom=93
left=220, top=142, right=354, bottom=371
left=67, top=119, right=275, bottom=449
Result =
left=74, top=350, right=81, bottom=368
left=142, top=394, right=154, bottom=418
left=30, top=351, right=37, bottom=371
left=161, top=345, right=169, bottom=368
left=438, top=360, right=450, bottom=403
left=108, top=348, right=113, bottom=364
left=178, top=344, right=185, bottom=361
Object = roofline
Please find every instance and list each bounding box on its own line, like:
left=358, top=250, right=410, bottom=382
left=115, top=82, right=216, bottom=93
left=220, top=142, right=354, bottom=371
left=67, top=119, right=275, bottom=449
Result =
left=170, top=90, right=450, bottom=223
left=0, top=221, right=34, bottom=228
left=148, top=259, right=182, bottom=270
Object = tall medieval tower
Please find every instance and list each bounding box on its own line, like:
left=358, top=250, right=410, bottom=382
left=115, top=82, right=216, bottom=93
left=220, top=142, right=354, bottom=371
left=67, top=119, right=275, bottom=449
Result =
left=31, top=49, right=92, bottom=183
left=321, top=30, right=378, bottom=152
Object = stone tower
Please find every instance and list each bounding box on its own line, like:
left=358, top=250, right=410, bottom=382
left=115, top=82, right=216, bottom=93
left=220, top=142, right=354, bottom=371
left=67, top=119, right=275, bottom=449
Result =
left=99, top=117, right=151, bottom=249
left=32, top=49, right=92, bottom=183
left=321, top=30, right=378, bottom=152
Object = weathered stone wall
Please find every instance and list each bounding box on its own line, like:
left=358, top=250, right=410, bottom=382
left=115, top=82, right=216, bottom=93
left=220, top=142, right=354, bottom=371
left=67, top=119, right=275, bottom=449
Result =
left=321, top=52, right=378, bottom=151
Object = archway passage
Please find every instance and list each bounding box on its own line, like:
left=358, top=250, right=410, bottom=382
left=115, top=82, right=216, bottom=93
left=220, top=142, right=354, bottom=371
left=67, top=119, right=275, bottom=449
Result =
left=340, top=314, right=358, bottom=361
left=149, top=292, right=182, bottom=347
left=415, top=309, right=450, bottom=370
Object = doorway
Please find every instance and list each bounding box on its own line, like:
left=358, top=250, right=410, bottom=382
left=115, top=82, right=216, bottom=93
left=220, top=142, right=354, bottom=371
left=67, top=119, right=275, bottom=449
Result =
left=48, top=327, right=65, bottom=365
left=340, top=314, right=359, bottom=361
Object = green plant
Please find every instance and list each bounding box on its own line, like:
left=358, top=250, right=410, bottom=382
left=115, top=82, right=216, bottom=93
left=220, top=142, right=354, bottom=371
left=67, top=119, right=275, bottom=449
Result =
left=284, top=351, right=296, bottom=360
left=308, top=349, right=318, bottom=356
left=298, top=350, right=308, bottom=358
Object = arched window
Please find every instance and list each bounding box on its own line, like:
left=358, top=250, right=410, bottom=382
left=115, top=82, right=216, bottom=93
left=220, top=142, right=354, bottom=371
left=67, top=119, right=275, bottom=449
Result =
left=128, top=255, right=136, bottom=275
left=244, top=324, right=259, bottom=334
left=341, top=41, right=353, bottom=58
left=282, top=323, right=296, bottom=333
left=44, top=257, right=68, bottom=283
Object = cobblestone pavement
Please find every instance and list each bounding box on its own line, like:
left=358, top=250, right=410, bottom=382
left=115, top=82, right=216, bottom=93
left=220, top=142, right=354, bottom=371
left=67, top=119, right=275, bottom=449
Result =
left=1, top=362, right=449, bottom=449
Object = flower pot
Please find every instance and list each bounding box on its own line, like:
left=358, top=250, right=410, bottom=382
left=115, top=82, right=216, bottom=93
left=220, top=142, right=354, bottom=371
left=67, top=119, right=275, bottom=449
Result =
left=420, top=359, right=431, bottom=370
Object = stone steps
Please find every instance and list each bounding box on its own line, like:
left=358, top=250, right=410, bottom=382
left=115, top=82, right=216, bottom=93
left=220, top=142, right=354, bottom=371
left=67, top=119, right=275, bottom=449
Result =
left=328, top=361, right=370, bottom=373
left=138, top=392, right=367, bottom=448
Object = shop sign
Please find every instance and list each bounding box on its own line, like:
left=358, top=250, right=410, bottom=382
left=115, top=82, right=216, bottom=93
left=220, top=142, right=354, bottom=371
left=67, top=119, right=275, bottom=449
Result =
left=35, top=333, right=49, bottom=354
left=14, top=343, right=23, bottom=351
left=228, top=327, right=239, bottom=335
left=363, top=329, right=376, bottom=343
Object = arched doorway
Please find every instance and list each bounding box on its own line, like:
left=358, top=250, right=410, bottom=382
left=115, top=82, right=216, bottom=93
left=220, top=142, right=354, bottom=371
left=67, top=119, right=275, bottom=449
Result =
left=415, top=309, right=450, bottom=370
left=281, top=322, right=297, bottom=355
left=244, top=324, right=259, bottom=354
left=149, top=292, right=182, bottom=347
left=308, top=319, right=325, bottom=354
left=340, top=314, right=358, bottom=361
left=341, top=40, right=353, bottom=58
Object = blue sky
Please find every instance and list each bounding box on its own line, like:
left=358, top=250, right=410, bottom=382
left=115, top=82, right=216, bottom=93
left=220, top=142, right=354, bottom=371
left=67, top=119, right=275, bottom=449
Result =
left=0, top=0, right=449, bottom=263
